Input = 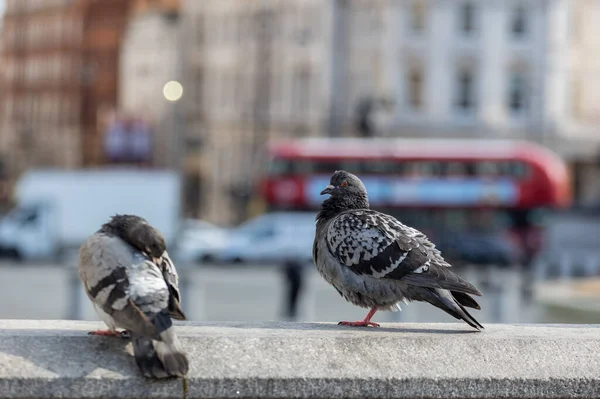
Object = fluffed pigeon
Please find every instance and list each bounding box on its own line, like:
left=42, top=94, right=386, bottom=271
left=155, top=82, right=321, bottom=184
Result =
left=313, top=170, right=484, bottom=330
left=78, top=214, right=189, bottom=378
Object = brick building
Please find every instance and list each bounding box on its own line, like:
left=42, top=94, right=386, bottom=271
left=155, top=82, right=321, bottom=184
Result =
left=0, top=0, right=133, bottom=187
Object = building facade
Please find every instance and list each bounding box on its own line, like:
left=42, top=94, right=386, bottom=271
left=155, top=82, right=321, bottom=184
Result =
left=0, top=0, right=133, bottom=189
left=0, top=0, right=86, bottom=180
left=182, top=0, right=600, bottom=224
left=80, top=0, right=132, bottom=166
left=383, top=0, right=600, bottom=200
left=118, top=0, right=181, bottom=169
left=181, top=0, right=334, bottom=223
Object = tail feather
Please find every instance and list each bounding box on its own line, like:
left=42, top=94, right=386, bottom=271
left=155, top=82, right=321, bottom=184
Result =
left=155, top=339, right=189, bottom=377
left=402, top=265, right=482, bottom=296
left=132, top=334, right=171, bottom=379
left=451, top=291, right=481, bottom=310
left=131, top=311, right=189, bottom=379
left=433, top=289, right=484, bottom=330
left=409, top=287, right=484, bottom=330
left=131, top=331, right=189, bottom=379
left=455, top=301, right=484, bottom=330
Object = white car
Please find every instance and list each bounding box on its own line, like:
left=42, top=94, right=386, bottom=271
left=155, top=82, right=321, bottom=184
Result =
left=174, top=219, right=230, bottom=264
left=216, top=212, right=317, bottom=264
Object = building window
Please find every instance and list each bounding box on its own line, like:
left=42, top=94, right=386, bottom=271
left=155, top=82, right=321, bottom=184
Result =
left=570, top=78, right=583, bottom=120
left=357, top=6, right=382, bottom=38
left=410, top=0, right=427, bottom=34
left=510, top=5, right=527, bottom=38
left=508, top=71, right=528, bottom=115
left=196, top=14, right=204, bottom=45
left=570, top=7, right=582, bottom=43
left=455, top=69, right=476, bottom=112
left=291, top=68, right=311, bottom=117
left=194, top=70, right=204, bottom=111
left=459, top=2, right=475, bottom=35
left=406, top=67, right=424, bottom=109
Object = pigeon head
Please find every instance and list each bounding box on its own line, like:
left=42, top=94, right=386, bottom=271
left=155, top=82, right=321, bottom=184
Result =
left=321, top=170, right=367, bottom=198
left=318, top=170, right=369, bottom=215
left=101, top=214, right=166, bottom=263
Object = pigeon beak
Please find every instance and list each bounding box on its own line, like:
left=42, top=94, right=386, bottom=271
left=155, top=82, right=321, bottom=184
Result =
left=320, top=185, right=335, bottom=195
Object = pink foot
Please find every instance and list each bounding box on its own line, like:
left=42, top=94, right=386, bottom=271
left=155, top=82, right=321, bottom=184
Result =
left=338, top=320, right=380, bottom=328
left=88, top=329, right=130, bottom=338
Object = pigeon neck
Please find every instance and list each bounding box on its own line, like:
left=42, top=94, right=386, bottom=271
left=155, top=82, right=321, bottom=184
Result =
left=99, top=223, right=120, bottom=237
left=317, top=195, right=369, bottom=225
left=100, top=222, right=134, bottom=244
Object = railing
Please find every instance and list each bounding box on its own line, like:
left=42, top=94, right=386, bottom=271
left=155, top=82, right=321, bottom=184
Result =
left=532, top=210, right=600, bottom=282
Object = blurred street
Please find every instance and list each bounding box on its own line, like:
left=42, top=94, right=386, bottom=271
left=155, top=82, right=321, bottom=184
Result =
left=0, top=261, right=542, bottom=325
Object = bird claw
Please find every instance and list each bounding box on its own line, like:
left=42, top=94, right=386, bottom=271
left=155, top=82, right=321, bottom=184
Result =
left=338, top=320, right=380, bottom=328
left=88, top=329, right=130, bottom=339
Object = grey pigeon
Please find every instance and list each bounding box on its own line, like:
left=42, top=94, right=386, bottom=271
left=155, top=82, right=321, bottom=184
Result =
left=79, top=214, right=189, bottom=378
left=313, top=170, right=484, bottom=330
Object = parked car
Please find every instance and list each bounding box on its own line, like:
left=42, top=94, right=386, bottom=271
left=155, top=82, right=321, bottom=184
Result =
left=174, top=219, right=230, bottom=264
left=216, top=212, right=317, bottom=264
left=436, top=230, right=524, bottom=266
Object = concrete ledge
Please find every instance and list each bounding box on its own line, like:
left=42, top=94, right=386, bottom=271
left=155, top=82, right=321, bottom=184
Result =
left=2, top=320, right=600, bottom=399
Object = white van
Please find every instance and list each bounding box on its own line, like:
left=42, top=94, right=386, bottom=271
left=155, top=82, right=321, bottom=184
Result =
left=0, top=168, right=182, bottom=262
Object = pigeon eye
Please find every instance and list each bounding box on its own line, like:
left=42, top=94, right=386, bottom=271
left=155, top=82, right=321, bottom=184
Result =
left=341, top=181, right=348, bottom=188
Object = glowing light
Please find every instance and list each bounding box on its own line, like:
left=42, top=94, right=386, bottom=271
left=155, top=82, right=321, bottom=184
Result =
left=163, top=80, right=183, bottom=102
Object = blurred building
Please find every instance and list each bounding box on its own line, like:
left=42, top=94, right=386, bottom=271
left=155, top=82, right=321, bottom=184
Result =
left=0, top=0, right=133, bottom=186
left=383, top=0, right=600, bottom=202
left=0, top=0, right=86, bottom=179
left=118, top=0, right=181, bottom=169
left=0, top=0, right=7, bottom=205
left=182, top=0, right=600, bottom=224
left=2, top=0, right=599, bottom=222
left=181, top=0, right=332, bottom=223
left=80, top=0, right=133, bottom=166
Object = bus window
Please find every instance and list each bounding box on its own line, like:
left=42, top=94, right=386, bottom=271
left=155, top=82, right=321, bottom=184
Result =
left=445, top=162, right=467, bottom=177
left=390, top=162, right=408, bottom=175
left=363, top=160, right=396, bottom=174
left=269, top=157, right=292, bottom=176
left=430, top=162, right=445, bottom=177
left=495, top=162, right=511, bottom=176
left=476, top=161, right=499, bottom=177
left=406, top=161, right=442, bottom=178
left=404, top=162, right=421, bottom=177
left=294, top=160, right=314, bottom=175
left=465, top=162, right=477, bottom=176
left=313, top=160, right=338, bottom=174
left=339, top=160, right=362, bottom=174
left=509, top=161, right=530, bottom=179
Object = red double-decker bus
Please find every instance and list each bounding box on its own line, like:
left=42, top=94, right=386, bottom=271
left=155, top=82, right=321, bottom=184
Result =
left=259, top=138, right=572, bottom=266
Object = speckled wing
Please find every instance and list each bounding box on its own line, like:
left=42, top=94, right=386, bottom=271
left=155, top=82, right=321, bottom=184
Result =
left=78, top=233, right=170, bottom=339
left=326, top=210, right=481, bottom=295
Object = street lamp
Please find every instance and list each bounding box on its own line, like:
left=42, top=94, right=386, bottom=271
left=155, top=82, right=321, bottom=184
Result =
left=163, top=80, right=184, bottom=102
left=163, top=80, right=184, bottom=172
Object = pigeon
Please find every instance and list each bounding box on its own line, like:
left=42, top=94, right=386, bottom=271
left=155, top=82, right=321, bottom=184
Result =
left=313, top=170, right=484, bottom=330
left=78, top=214, right=189, bottom=379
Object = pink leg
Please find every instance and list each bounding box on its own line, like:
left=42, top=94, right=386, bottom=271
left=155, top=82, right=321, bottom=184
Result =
left=88, top=329, right=130, bottom=338
left=338, top=307, right=380, bottom=327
